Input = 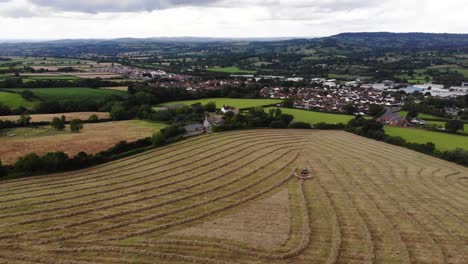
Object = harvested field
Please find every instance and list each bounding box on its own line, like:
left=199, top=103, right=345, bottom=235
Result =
left=0, top=130, right=466, bottom=264
left=0, top=112, right=110, bottom=123
left=0, top=120, right=164, bottom=164
left=100, top=86, right=129, bottom=92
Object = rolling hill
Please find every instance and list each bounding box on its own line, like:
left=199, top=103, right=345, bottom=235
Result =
left=0, top=130, right=466, bottom=263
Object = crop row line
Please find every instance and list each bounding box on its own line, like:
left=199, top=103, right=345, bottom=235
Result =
left=0, top=139, right=303, bottom=219
left=143, top=178, right=311, bottom=260
left=0, top=132, right=293, bottom=197
left=9, top=149, right=298, bottom=243
left=0, top=134, right=303, bottom=205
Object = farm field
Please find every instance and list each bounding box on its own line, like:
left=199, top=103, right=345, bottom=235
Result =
left=159, top=98, right=282, bottom=109
left=0, top=130, right=466, bottom=263
left=266, top=107, right=356, bottom=124
left=0, top=120, right=165, bottom=164
left=0, top=91, right=37, bottom=108
left=384, top=126, right=468, bottom=151
left=6, top=88, right=125, bottom=101
left=208, top=67, right=257, bottom=74
left=0, top=112, right=110, bottom=123
left=397, top=111, right=449, bottom=120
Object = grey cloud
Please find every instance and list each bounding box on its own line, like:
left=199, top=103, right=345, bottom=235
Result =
left=26, top=0, right=383, bottom=13
left=28, top=0, right=222, bottom=13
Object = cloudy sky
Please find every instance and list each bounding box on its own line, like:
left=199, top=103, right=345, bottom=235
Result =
left=0, top=0, right=467, bottom=39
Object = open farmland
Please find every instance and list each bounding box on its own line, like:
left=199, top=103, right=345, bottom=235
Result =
left=207, top=67, right=257, bottom=74
left=159, top=98, right=282, bottom=109
left=384, top=126, right=468, bottom=151
left=0, top=112, right=110, bottom=123
left=7, top=88, right=125, bottom=101
left=0, top=91, right=37, bottom=108
left=0, top=120, right=164, bottom=164
left=266, top=107, right=356, bottom=124
left=0, top=129, right=466, bottom=263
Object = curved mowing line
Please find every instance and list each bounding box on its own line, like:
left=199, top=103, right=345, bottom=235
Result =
left=1, top=148, right=298, bottom=241
left=0, top=140, right=304, bottom=220
left=31, top=151, right=299, bottom=245
left=48, top=247, right=231, bottom=264
left=323, top=137, right=449, bottom=264
left=0, top=134, right=304, bottom=204
left=0, top=132, right=286, bottom=195
left=310, top=145, right=411, bottom=264
left=142, top=179, right=311, bottom=260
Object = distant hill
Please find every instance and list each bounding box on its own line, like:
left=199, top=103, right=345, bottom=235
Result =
left=327, top=32, right=468, bottom=49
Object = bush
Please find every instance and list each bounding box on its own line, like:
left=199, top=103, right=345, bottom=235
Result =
left=288, top=122, right=312, bottom=129
left=17, top=114, right=31, bottom=126
left=0, top=160, right=7, bottom=177
left=152, top=132, right=167, bottom=147
left=70, top=119, right=83, bottom=133
left=314, top=122, right=346, bottom=130
left=51, top=117, right=65, bottom=130
left=14, top=153, right=42, bottom=173
left=269, top=120, right=287, bottom=128
left=205, top=102, right=216, bottom=112
left=88, top=114, right=99, bottom=121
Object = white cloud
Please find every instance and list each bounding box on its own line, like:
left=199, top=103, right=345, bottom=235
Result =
left=0, top=0, right=467, bottom=39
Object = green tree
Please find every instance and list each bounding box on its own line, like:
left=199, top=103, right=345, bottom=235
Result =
left=70, top=119, right=83, bottom=133
left=152, top=132, right=166, bottom=147
left=17, top=114, right=31, bottom=126
left=0, top=160, right=7, bottom=177
left=88, top=114, right=99, bottom=121
left=368, top=104, right=385, bottom=117
left=204, top=102, right=216, bottom=112
left=51, top=117, right=65, bottom=130
left=14, top=153, right=42, bottom=173
left=344, top=104, right=358, bottom=115
left=110, top=103, right=127, bottom=120
left=20, top=90, right=34, bottom=101
left=445, top=120, right=464, bottom=133
left=281, top=98, right=294, bottom=108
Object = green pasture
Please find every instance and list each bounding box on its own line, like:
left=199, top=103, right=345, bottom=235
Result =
left=384, top=126, right=468, bottom=151
left=266, top=107, right=356, bottom=124
left=6, top=88, right=125, bottom=101
left=159, top=98, right=282, bottom=109
left=207, top=67, right=257, bottom=74
left=0, top=91, right=37, bottom=108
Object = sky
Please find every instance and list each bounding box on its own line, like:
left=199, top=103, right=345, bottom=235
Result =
left=0, top=0, right=467, bottom=40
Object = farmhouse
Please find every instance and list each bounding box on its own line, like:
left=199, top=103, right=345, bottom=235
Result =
left=221, top=105, right=240, bottom=115
left=378, top=112, right=410, bottom=127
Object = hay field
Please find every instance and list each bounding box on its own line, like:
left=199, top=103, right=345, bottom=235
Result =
left=0, top=130, right=467, bottom=263
left=0, top=112, right=110, bottom=123
left=0, top=120, right=164, bottom=164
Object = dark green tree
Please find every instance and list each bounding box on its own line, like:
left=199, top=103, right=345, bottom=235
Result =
left=51, top=117, right=65, bottom=130
left=70, top=119, right=83, bottom=133
left=445, top=120, right=464, bottom=133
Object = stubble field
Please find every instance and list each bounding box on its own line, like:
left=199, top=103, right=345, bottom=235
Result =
left=0, top=129, right=466, bottom=263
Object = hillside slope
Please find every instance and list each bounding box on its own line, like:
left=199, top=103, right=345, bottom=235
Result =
left=0, top=130, right=467, bottom=263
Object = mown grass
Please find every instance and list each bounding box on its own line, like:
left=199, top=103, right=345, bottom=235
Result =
left=6, top=88, right=125, bottom=101
left=265, top=107, right=356, bottom=124
left=397, top=111, right=449, bottom=120
left=0, top=91, right=37, bottom=108
left=159, top=98, right=282, bottom=109
left=384, top=126, right=468, bottom=151
left=207, top=67, right=257, bottom=74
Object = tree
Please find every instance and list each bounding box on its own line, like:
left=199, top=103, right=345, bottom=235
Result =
left=88, top=114, right=99, bottom=121
left=368, top=104, right=385, bottom=117
left=17, top=114, right=31, bottom=126
left=282, top=98, right=294, bottom=108
left=110, top=103, right=127, bottom=120
left=0, top=160, right=7, bottom=177
left=14, top=153, right=42, bottom=173
left=51, top=117, right=65, bottom=130
left=344, top=104, right=358, bottom=115
left=445, top=120, right=464, bottom=133
left=152, top=132, right=166, bottom=147
left=406, top=111, right=418, bottom=120
left=70, top=119, right=83, bottom=133
left=204, top=102, right=216, bottom=112
left=20, top=90, right=34, bottom=101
